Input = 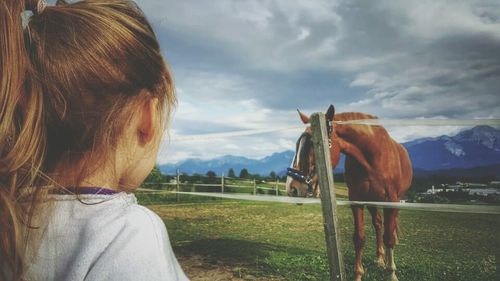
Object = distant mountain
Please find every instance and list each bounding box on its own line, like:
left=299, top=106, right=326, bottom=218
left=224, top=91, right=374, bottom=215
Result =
left=404, top=125, right=500, bottom=170
left=160, top=126, right=500, bottom=176
left=159, top=151, right=295, bottom=176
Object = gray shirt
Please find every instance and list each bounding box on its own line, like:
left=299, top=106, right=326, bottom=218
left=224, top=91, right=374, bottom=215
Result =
left=23, top=192, right=189, bottom=281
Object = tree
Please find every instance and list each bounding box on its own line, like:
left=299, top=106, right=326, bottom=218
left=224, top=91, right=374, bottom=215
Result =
left=227, top=168, right=236, bottom=178
left=143, top=165, right=164, bottom=188
left=206, top=170, right=217, bottom=178
left=206, top=170, right=217, bottom=184
left=269, top=171, right=277, bottom=180
left=239, top=168, right=249, bottom=179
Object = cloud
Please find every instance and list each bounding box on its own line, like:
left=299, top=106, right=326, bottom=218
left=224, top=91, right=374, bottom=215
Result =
left=140, top=0, right=343, bottom=71
left=133, top=0, right=500, bottom=163
left=158, top=70, right=307, bottom=163
left=350, top=72, right=380, bottom=87
left=334, top=0, right=500, bottom=119
left=384, top=1, right=500, bottom=41
left=158, top=132, right=302, bottom=164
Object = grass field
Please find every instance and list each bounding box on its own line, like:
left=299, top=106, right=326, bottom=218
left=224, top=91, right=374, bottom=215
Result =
left=137, top=193, right=499, bottom=280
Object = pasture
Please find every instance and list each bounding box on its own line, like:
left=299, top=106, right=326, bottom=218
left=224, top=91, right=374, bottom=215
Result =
left=136, top=192, right=499, bottom=281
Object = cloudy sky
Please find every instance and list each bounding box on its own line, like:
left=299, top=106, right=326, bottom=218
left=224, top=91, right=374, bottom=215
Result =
left=134, top=0, right=500, bottom=164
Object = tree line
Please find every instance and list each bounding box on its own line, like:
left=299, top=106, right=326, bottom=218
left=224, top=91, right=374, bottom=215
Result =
left=143, top=166, right=285, bottom=186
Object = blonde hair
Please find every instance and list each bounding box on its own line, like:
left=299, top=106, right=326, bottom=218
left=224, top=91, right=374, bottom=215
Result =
left=0, top=0, right=175, bottom=279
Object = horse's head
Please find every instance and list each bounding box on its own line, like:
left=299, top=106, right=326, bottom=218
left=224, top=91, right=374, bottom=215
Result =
left=286, top=105, right=340, bottom=197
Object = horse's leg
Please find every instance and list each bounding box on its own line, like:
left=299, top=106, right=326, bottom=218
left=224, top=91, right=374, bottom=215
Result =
left=352, top=205, right=366, bottom=281
left=367, top=207, right=385, bottom=268
left=383, top=208, right=400, bottom=281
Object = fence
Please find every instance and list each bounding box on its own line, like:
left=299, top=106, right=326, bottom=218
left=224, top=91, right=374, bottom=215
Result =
left=146, top=115, right=500, bottom=281
left=143, top=173, right=286, bottom=196
left=168, top=118, right=500, bottom=142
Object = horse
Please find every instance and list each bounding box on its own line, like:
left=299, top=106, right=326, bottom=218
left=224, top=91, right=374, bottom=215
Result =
left=285, top=105, right=412, bottom=281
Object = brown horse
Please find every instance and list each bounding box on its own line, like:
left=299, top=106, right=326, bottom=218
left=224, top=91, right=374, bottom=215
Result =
left=286, top=105, right=412, bottom=281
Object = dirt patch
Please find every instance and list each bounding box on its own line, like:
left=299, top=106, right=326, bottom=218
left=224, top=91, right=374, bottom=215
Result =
left=178, top=254, right=280, bottom=281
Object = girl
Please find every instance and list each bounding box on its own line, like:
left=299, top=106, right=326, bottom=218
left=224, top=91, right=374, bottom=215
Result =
left=0, top=0, right=188, bottom=280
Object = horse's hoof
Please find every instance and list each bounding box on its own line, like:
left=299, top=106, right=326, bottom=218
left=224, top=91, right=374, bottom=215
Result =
left=375, top=257, right=385, bottom=268
left=354, top=270, right=365, bottom=281
left=386, top=272, right=398, bottom=281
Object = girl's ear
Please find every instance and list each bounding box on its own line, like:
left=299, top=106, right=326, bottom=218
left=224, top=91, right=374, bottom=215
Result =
left=137, top=98, right=158, bottom=146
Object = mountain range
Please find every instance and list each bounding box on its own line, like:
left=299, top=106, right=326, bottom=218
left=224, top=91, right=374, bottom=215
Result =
left=159, top=126, right=500, bottom=177
left=405, top=125, right=500, bottom=170
left=160, top=151, right=295, bottom=176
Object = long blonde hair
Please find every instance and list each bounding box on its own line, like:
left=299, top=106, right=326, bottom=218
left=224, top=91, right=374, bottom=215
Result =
left=0, top=1, right=175, bottom=279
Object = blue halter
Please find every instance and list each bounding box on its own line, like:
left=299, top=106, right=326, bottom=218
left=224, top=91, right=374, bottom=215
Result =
left=286, top=167, right=313, bottom=185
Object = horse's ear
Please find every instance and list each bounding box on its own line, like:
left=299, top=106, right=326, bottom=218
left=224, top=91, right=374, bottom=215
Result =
left=326, top=104, right=335, bottom=120
left=297, top=109, right=310, bottom=124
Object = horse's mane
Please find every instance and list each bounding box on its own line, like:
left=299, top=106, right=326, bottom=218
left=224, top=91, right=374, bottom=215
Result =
left=333, top=112, right=378, bottom=122
left=296, top=133, right=313, bottom=174
left=333, top=112, right=385, bottom=140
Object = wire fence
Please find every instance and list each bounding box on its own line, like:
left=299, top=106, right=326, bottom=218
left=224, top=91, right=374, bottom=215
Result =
left=169, top=118, right=500, bottom=142
left=142, top=174, right=286, bottom=196
left=139, top=179, right=500, bottom=215
left=151, top=116, right=500, bottom=281
left=173, top=192, right=500, bottom=214
left=147, top=117, right=500, bottom=215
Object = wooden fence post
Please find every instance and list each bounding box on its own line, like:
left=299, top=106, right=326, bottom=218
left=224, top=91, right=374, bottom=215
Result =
left=221, top=173, right=225, bottom=193
left=253, top=179, right=257, bottom=195
left=275, top=179, right=279, bottom=196
left=176, top=169, right=180, bottom=202
left=310, top=113, right=346, bottom=281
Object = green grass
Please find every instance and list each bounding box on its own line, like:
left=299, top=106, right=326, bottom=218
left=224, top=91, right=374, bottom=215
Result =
left=139, top=196, right=499, bottom=281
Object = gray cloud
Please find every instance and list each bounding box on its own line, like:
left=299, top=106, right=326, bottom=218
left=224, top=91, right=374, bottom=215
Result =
left=135, top=0, right=500, bottom=162
left=335, top=0, right=500, bottom=118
